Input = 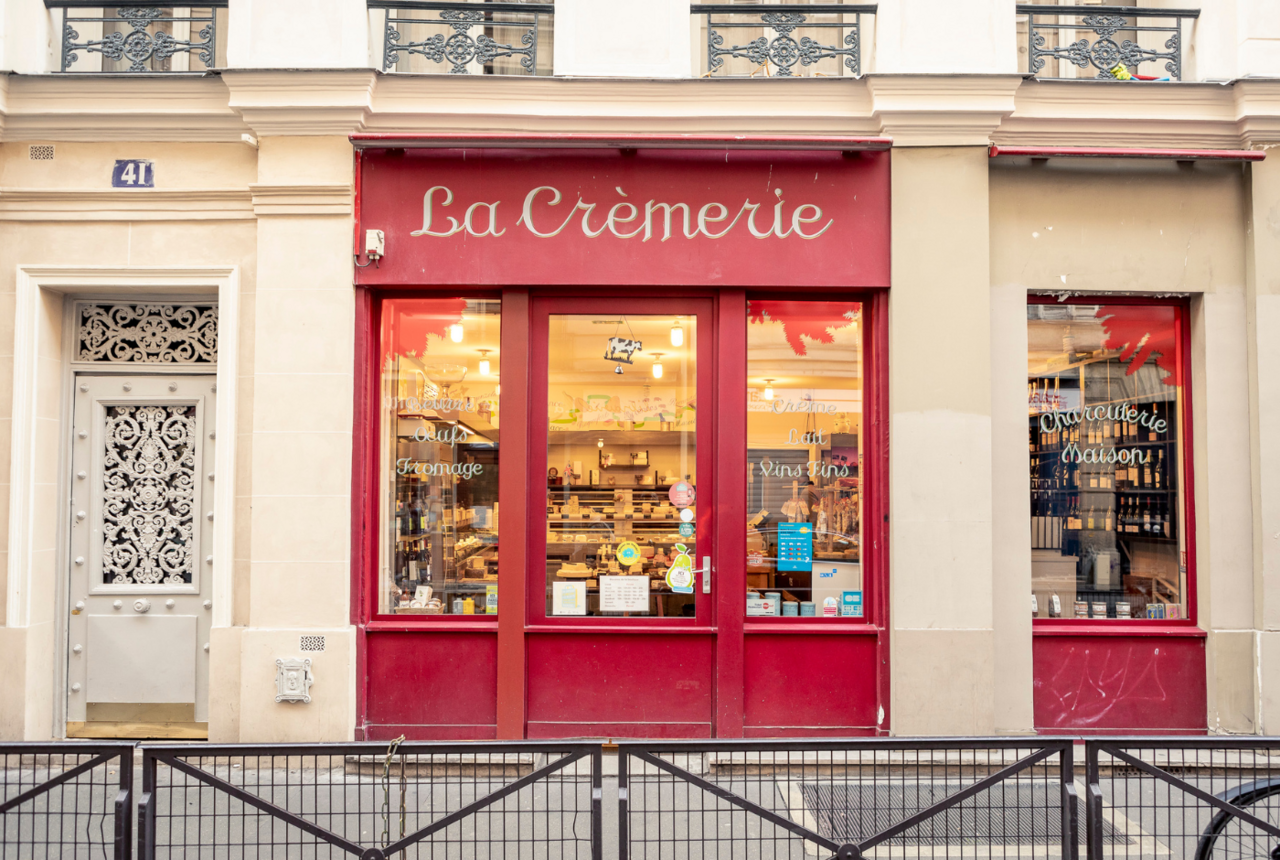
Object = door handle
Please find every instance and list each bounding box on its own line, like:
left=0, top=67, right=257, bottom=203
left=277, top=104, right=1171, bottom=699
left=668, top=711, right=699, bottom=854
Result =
left=690, top=556, right=712, bottom=594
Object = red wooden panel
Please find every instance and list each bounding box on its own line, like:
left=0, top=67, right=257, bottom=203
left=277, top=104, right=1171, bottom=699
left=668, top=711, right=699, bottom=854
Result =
left=356, top=148, right=890, bottom=288
left=526, top=634, right=714, bottom=735
left=1033, top=634, right=1206, bottom=732
left=366, top=632, right=498, bottom=733
left=743, top=634, right=878, bottom=732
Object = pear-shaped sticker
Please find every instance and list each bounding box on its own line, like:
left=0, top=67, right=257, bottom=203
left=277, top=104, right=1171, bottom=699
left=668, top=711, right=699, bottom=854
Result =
left=666, top=543, right=695, bottom=594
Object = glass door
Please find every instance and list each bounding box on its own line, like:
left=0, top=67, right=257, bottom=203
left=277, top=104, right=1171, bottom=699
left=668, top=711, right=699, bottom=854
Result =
left=533, top=298, right=712, bottom=623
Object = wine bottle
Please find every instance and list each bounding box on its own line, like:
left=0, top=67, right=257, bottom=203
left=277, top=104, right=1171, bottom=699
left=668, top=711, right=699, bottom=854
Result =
left=1142, top=496, right=1152, bottom=533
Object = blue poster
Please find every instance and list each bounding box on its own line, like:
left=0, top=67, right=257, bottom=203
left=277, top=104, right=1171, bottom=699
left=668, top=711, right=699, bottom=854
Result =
left=841, top=590, right=864, bottom=618
left=776, top=523, right=813, bottom=572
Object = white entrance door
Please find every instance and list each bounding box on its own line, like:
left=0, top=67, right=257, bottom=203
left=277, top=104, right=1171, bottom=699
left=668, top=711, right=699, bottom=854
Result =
left=66, top=374, right=216, bottom=738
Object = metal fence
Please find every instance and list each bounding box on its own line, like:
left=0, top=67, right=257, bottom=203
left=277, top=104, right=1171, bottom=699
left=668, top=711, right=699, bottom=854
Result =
left=7, top=737, right=1280, bottom=859
left=0, top=741, right=134, bottom=860
left=618, top=738, right=1079, bottom=859
left=370, top=0, right=555, bottom=76
left=137, top=740, right=600, bottom=859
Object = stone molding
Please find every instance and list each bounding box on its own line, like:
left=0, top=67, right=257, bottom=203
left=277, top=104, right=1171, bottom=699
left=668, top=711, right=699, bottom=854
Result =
left=0, top=71, right=1279, bottom=149
left=249, top=184, right=353, bottom=216
left=0, top=188, right=255, bottom=220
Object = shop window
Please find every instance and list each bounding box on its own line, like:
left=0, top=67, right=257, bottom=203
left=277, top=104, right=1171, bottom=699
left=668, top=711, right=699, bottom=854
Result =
left=379, top=299, right=500, bottom=617
left=745, top=300, right=863, bottom=619
left=545, top=315, right=698, bottom=618
left=1028, top=300, right=1190, bottom=621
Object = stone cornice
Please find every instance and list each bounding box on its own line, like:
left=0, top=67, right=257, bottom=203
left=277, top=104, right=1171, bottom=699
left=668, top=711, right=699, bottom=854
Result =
left=866, top=74, right=1023, bottom=146
left=250, top=183, right=353, bottom=216
left=222, top=70, right=375, bottom=136
left=0, top=188, right=253, bottom=220
left=0, top=71, right=1279, bottom=150
left=0, top=74, right=247, bottom=141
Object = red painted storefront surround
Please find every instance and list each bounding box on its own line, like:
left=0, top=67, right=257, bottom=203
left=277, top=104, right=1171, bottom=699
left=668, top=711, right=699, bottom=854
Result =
left=1027, top=296, right=1204, bottom=733
left=351, top=140, right=892, bottom=740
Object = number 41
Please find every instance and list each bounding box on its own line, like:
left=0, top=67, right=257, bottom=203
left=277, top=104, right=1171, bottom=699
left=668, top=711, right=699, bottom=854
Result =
left=121, top=161, right=149, bottom=185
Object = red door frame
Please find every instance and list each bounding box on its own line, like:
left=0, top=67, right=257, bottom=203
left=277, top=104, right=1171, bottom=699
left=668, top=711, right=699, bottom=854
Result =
left=1026, top=294, right=1206, bottom=733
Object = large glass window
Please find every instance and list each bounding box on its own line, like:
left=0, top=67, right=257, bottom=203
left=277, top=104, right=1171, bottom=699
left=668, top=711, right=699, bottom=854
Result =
left=1028, top=301, right=1189, bottom=621
left=545, top=314, right=698, bottom=618
left=746, top=300, right=863, bottom=619
left=379, top=298, right=500, bottom=617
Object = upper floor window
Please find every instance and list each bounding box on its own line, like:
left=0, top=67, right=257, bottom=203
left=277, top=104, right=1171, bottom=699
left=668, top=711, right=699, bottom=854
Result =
left=52, top=3, right=227, bottom=73
left=1017, top=3, right=1198, bottom=81
left=692, top=2, right=874, bottom=78
left=374, top=1, right=555, bottom=76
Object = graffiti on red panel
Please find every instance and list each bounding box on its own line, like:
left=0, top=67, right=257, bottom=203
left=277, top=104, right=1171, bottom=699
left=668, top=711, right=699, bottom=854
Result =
left=748, top=301, right=859, bottom=357
left=384, top=298, right=469, bottom=363
left=1095, top=305, right=1179, bottom=386
left=1036, top=643, right=1169, bottom=728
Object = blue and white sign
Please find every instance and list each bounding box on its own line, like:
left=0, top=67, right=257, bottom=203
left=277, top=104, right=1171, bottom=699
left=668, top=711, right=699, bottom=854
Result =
left=841, top=590, right=863, bottom=618
left=112, top=160, right=154, bottom=188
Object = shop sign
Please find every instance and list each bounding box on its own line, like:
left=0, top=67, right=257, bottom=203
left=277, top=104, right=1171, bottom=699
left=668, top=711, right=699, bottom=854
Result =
left=357, top=148, right=889, bottom=287
left=668, top=481, right=695, bottom=508
left=665, top=543, right=695, bottom=594
left=600, top=575, right=649, bottom=612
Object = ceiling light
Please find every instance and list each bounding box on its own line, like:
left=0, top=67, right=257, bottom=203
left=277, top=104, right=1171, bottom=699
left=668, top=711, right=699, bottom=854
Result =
left=597, top=438, right=604, bottom=449
left=478, top=349, right=491, bottom=376
left=651, top=353, right=664, bottom=379
left=763, top=378, right=774, bottom=401
left=670, top=322, right=684, bottom=347
left=449, top=323, right=464, bottom=343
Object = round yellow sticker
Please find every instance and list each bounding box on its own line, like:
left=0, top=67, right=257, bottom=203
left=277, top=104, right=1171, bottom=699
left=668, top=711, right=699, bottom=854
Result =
left=616, top=541, right=642, bottom=567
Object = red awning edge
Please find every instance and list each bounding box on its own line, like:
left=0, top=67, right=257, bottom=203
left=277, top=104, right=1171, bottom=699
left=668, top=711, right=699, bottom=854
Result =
left=990, top=144, right=1265, bottom=161
left=350, top=133, right=893, bottom=151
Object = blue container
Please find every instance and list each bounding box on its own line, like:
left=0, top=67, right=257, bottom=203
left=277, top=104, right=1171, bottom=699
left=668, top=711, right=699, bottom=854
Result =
left=799, top=602, right=816, bottom=617
left=765, top=592, right=782, bottom=616
left=782, top=601, right=799, bottom=616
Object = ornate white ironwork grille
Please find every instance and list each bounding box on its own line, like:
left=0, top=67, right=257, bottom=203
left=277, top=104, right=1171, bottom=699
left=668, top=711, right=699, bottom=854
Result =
left=103, top=405, right=197, bottom=585
left=77, top=303, right=218, bottom=364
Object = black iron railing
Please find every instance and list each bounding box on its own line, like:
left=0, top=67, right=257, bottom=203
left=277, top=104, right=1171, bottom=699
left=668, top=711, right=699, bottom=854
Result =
left=1087, top=737, right=1280, bottom=860
left=370, top=0, right=554, bottom=76
left=692, top=3, right=874, bottom=78
left=1019, top=4, right=1199, bottom=81
left=5, top=737, right=1280, bottom=858
left=0, top=741, right=134, bottom=860
left=45, top=1, right=227, bottom=73
left=619, top=738, right=1080, bottom=859
left=138, top=740, right=601, bottom=860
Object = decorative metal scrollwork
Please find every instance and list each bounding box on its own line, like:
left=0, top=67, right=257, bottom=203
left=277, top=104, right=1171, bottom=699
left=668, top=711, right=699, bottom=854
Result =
left=708, top=11, right=861, bottom=77
left=61, top=6, right=218, bottom=73
left=1028, top=11, right=1183, bottom=80
left=385, top=8, right=537, bottom=74
left=102, top=405, right=197, bottom=586
left=77, top=304, right=218, bottom=365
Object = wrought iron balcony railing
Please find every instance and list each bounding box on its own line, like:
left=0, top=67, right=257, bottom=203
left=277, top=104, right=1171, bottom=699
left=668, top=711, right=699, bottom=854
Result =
left=692, top=3, right=874, bottom=78
left=46, top=0, right=227, bottom=73
left=370, top=0, right=554, bottom=75
left=1018, top=4, right=1199, bottom=81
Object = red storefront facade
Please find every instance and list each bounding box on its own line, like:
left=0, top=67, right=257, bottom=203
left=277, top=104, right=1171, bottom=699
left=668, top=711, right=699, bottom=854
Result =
left=350, top=137, right=893, bottom=739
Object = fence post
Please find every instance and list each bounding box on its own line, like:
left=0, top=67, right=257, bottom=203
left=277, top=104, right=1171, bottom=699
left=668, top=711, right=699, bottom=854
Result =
left=136, top=749, right=156, bottom=860
left=591, top=745, right=604, bottom=860
left=617, top=747, right=630, bottom=860
left=1085, top=741, right=1103, bottom=860
left=1059, top=740, right=1080, bottom=860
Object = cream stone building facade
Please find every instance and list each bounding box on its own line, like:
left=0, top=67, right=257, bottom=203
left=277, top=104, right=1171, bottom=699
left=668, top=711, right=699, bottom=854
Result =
left=0, top=0, right=1279, bottom=742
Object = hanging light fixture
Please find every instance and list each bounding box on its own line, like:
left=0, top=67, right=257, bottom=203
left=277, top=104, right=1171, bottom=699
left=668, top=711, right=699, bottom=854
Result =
left=651, top=353, right=664, bottom=379
left=670, top=321, right=684, bottom=347
left=478, top=349, right=491, bottom=376
left=597, top=438, right=605, bottom=449
left=763, top=379, right=774, bottom=401
left=449, top=323, right=464, bottom=343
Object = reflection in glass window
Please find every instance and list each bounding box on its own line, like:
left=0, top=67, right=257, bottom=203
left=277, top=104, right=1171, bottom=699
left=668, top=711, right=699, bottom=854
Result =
left=746, top=301, right=863, bottom=619
left=1028, top=302, right=1187, bottom=620
left=545, top=315, right=698, bottom=618
left=379, top=299, right=500, bottom=616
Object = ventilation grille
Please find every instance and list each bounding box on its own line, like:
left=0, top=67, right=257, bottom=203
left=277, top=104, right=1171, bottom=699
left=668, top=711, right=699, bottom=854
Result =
left=29, top=145, right=54, bottom=161
left=300, top=635, right=326, bottom=653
